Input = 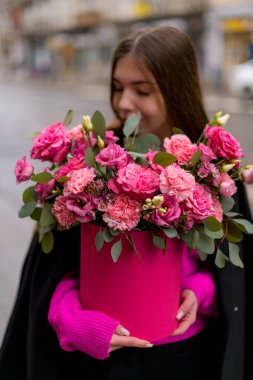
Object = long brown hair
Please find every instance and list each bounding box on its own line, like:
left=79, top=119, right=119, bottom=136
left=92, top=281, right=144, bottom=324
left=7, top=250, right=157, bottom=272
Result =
left=110, top=26, right=208, bottom=142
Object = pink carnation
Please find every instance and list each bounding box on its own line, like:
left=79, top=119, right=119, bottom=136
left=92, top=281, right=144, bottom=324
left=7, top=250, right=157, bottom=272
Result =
left=30, top=122, right=71, bottom=163
left=51, top=196, right=77, bottom=228
left=103, top=194, right=141, bottom=231
left=159, top=165, right=195, bottom=202
left=96, top=143, right=132, bottom=169
left=242, top=167, right=253, bottom=184
left=63, top=167, right=96, bottom=195
left=183, top=183, right=214, bottom=221
left=219, top=173, right=237, bottom=198
left=116, top=163, right=160, bottom=199
left=204, top=125, right=244, bottom=160
left=198, top=143, right=217, bottom=162
left=14, top=156, right=34, bottom=184
left=150, top=195, right=181, bottom=226
left=163, top=135, right=198, bottom=165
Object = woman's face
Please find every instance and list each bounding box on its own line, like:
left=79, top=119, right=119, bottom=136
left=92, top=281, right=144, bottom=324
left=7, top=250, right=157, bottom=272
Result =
left=112, top=55, right=169, bottom=140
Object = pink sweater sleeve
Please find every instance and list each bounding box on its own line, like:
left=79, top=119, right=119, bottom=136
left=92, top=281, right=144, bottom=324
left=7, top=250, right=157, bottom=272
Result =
left=181, top=247, right=218, bottom=318
left=48, top=273, right=119, bottom=360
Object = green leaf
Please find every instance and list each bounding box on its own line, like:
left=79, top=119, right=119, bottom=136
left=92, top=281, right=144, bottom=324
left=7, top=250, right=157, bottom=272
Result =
left=195, top=249, right=208, bottom=261
left=31, top=172, right=54, bottom=184
left=103, top=229, right=115, bottom=243
left=153, top=151, right=177, bottom=166
left=180, top=229, right=199, bottom=249
left=123, top=114, right=141, bottom=137
left=229, top=243, right=244, bottom=268
left=18, top=201, right=37, bottom=218
left=30, top=207, right=42, bottom=221
left=233, top=218, right=253, bottom=234
left=225, top=219, right=244, bottom=242
left=41, top=231, right=54, bottom=254
left=132, top=134, right=161, bottom=153
left=23, top=186, right=38, bottom=203
left=220, top=196, right=235, bottom=213
left=39, top=225, right=55, bottom=242
left=203, top=228, right=224, bottom=239
left=172, top=128, right=185, bottom=135
left=163, top=228, right=179, bottom=239
left=91, top=110, right=106, bottom=140
left=111, top=240, right=122, bottom=263
left=85, top=147, right=95, bottom=167
left=196, top=233, right=215, bottom=254
left=40, top=203, right=56, bottom=227
left=215, top=249, right=228, bottom=268
left=203, top=216, right=222, bottom=232
left=56, top=176, right=69, bottom=183
left=152, top=234, right=166, bottom=249
left=63, top=109, right=74, bottom=126
left=95, top=230, right=104, bottom=251
left=190, top=150, right=201, bottom=165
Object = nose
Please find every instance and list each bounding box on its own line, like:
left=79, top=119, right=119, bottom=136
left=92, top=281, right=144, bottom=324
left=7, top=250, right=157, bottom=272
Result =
left=117, top=89, right=136, bottom=117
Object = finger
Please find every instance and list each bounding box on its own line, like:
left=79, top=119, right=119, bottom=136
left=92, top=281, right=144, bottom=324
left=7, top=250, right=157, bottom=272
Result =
left=172, top=318, right=193, bottom=336
left=114, top=324, right=130, bottom=336
left=111, top=334, right=153, bottom=348
left=176, top=292, right=197, bottom=320
left=109, top=345, right=124, bottom=353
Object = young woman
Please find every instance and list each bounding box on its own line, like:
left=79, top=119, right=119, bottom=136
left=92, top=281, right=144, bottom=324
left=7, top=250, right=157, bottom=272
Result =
left=0, top=26, right=253, bottom=380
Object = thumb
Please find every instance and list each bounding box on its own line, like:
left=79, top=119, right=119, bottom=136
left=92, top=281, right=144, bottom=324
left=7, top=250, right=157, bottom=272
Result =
left=115, top=324, right=130, bottom=336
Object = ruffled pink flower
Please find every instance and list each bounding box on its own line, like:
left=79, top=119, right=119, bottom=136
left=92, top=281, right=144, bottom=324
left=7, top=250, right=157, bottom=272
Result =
left=198, top=143, right=217, bottom=162
left=66, top=194, right=97, bottom=223
left=159, top=165, right=195, bottom=202
left=211, top=196, right=223, bottom=222
left=36, top=178, right=56, bottom=201
left=96, top=143, right=132, bottom=169
left=219, top=173, right=237, bottom=198
left=150, top=195, right=181, bottom=226
left=71, top=134, right=97, bottom=158
left=116, top=163, right=160, bottom=199
left=105, top=130, right=119, bottom=144
left=56, top=155, right=86, bottom=178
left=183, top=183, right=214, bottom=221
left=63, top=167, right=96, bottom=195
left=14, top=156, right=34, bottom=184
left=242, top=167, right=253, bottom=184
left=30, top=122, right=71, bottom=163
left=66, top=124, right=83, bottom=141
left=145, top=150, right=164, bottom=174
left=204, top=125, right=245, bottom=160
left=103, top=194, right=141, bottom=231
left=163, top=135, right=198, bottom=165
left=51, top=195, right=77, bottom=228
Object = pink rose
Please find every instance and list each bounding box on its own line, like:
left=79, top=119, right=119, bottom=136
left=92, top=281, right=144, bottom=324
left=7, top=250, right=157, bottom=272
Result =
left=211, top=196, right=223, bottom=222
left=219, top=173, right=237, bottom=198
left=204, top=125, right=244, bottom=160
left=63, top=167, right=96, bottom=196
left=66, top=124, right=83, bottom=141
left=30, top=122, right=71, bottom=163
left=116, top=163, right=160, bottom=199
left=51, top=196, right=77, bottom=228
left=198, top=143, right=217, bottom=162
left=163, top=135, right=198, bottom=165
left=96, top=143, right=132, bottom=169
left=150, top=195, right=181, bottom=226
left=56, top=155, right=86, bottom=178
left=183, top=183, right=214, bottom=221
left=159, top=165, right=195, bottom=202
left=242, top=167, right=253, bottom=184
left=103, top=194, right=141, bottom=231
left=66, top=194, right=97, bottom=223
left=14, top=156, right=34, bottom=184
left=105, top=130, right=119, bottom=144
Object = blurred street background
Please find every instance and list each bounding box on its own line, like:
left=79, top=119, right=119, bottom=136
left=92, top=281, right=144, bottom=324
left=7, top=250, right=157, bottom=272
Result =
left=1, top=0, right=253, bottom=345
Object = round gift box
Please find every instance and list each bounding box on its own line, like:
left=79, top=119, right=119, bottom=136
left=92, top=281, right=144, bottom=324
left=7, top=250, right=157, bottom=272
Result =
left=80, top=223, right=183, bottom=342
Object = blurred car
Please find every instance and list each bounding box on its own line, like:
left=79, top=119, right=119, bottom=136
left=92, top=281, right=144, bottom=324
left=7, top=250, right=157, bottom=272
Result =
left=228, top=59, right=253, bottom=99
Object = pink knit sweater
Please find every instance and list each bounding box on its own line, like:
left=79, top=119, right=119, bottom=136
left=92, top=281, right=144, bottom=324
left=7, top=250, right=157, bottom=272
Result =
left=48, top=245, right=217, bottom=360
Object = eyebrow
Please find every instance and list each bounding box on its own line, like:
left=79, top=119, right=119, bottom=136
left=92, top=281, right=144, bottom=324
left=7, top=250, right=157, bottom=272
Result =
left=112, top=78, right=154, bottom=85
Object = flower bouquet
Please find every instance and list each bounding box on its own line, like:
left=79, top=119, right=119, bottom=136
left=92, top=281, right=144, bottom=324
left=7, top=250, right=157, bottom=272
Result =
left=15, top=109, right=253, bottom=268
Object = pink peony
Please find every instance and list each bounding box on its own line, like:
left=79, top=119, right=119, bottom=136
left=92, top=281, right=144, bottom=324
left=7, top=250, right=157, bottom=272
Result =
left=242, top=167, right=253, bottom=184
left=66, top=194, right=97, bottom=223
left=116, top=163, right=160, bottom=199
left=63, top=167, right=96, bottom=195
left=30, top=122, right=71, bottom=163
left=96, top=143, right=132, bottom=169
left=103, top=194, right=141, bottom=231
left=163, top=135, right=198, bottom=165
left=211, top=196, right=223, bottom=222
left=150, top=195, right=181, bottom=226
left=198, top=143, right=217, bottom=162
left=159, top=165, right=195, bottom=202
left=183, top=183, right=214, bottom=221
left=51, top=196, right=77, bottom=228
left=219, top=173, right=237, bottom=198
left=204, top=125, right=245, bottom=160
left=14, top=156, right=34, bottom=184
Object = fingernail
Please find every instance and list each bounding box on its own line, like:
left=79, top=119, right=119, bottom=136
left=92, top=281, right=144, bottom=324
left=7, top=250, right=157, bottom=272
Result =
left=120, top=327, right=130, bottom=336
left=176, top=310, right=184, bottom=320
left=146, top=343, right=153, bottom=348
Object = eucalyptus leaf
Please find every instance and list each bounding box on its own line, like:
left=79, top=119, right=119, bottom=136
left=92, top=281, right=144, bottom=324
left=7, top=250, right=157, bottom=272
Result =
left=63, top=109, right=74, bottom=126
left=190, top=150, right=201, bottom=165
left=31, top=172, right=54, bottom=184
left=18, top=201, right=37, bottom=218
left=152, top=234, right=166, bottom=250
left=132, top=134, right=161, bottom=153
left=91, top=110, right=106, bottom=139
left=203, top=216, right=222, bottom=232
left=40, top=203, right=56, bottom=227
left=215, top=249, right=228, bottom=268
left=123, top=114, right=141, bottom=137
left=103, top=229, right=115, bottom=243
left=233, top=218, right=253, bottom=234
left=171, top=128, right=185, bottom=135
left=225, top=219, right=244, bottom=242
left=57, top=176, right=69, bottom=183
left=163, top=228, right=179, bottom=239
left=85, top=147, right=95, bottom=167
left=203, top=227, right=224, bottom=239
left=39, top=225, right=55, bottom=243
left=95, top=230, right=104, bottom=251
left=30, top=207, right=42, bottom=221
left=153, top=151, right=177, bottom=166
left=41, top=231, right=54, bottom=254
left=23, top=186, right=38, bottom=203
left=180, top=229, right=197, bottom=249
left=195, top=249, right=208, bottom=261
left=220, top=196, right=235, bottom=213
left=196, top=233, right=215, bottom=254
left=229, top=242, right=244, bottom=268
left=111, top=240, right=122, bottom=263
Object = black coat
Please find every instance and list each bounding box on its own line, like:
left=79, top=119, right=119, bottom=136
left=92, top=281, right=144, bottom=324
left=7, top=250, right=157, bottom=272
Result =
left=0, top=183, right=252, bottom=380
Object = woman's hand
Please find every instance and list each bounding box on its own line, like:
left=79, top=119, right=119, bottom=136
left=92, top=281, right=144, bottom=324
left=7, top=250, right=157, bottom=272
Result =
left=109, top=325, right=153, bottom=353
left=172, top=289, right=198, bottom=336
